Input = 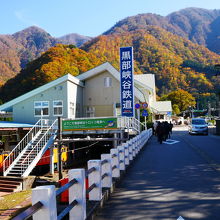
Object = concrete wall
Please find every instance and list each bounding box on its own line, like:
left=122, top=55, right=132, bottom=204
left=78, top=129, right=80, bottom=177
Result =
left=83, top=71, right=120, bottom=117
left=67, top=80, right=83, bottom=119
left=13, top=82, right=69, bottom=124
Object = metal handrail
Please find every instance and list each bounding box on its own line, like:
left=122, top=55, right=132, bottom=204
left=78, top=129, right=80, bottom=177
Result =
left=3, top=119, right=44, bottom=176
left=117, top=117, right=141, bottom=133
left=56, top=178, right=78, bottom=197
left=87, top=167, right=96, bottom=175
left=20, top=119, right=57, bottom=176
left=14, top=178, right=78, bottom=220
left=86, top=183, right=97, bottom=194
left=101, top=173, right=108, bottom=180
left=12, top=201, right=44, bottom=220
left=101, top=159, right=108, bottom=165
left=112, top=165, right=117, bottom=170
left=57, top=200, right=78, bottom=220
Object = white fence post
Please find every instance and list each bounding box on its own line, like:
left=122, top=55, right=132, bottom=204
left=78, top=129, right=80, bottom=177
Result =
left=32, top=185, right=57, bottom=220
left=128, top=141, right=133, bottom=161
left=118, top=145, right=125, bottom=171
left=88, top=160, right=102, bottom=201
left=69, top=169, right=86, bottom=220
left=110, top=148, right=120, bottom=178
left=101, top=154, right=112, bottom=188
left=137, top=136, right=140, bottom=152
left=132, top=139, right=136, bottom=157
left=124, top=143, right=129, bottom=165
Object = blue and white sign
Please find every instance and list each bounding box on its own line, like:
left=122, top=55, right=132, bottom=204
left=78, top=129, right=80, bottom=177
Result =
left=135, top=103, right=140, bottom=109
left=120, top=47, right=134, bottom=117
left=142, top=110, right=148, bottom=117
left=167, top=111, right=172, bottom=116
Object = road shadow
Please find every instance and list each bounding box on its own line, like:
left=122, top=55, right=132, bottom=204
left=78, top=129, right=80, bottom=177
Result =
left=95, top=132, right=220, bottom=220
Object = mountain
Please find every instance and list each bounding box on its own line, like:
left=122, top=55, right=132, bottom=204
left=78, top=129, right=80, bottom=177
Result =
left=1, top=26, right=220, bottom=103
left=0, top=35, right=22, bottom=86
left=0, top=26, right=92, bottom=85
left=82, top=27, right=220, bottom=96
left=104, top=8, right=220, bottom=54
left=58, top=33, right=92, bottom=47
left=1, top=7, right=220, bottom=105
left=12, top=26, right=60, bottom=68
left=0, top=44, right=102, bottom=102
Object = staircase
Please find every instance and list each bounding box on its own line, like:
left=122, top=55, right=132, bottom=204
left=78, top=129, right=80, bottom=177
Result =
left=117, top=117, right=146, bottom=134
left=0, top=176, right=23, bottom=192
left=3, top=119, right=58, bottom=177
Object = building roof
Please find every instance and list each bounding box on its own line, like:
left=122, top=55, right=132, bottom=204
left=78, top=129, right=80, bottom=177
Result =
left=77, top=62, right=153, bottom=102
left=77, top=62, right=154, bottom=92
left=134, top=74, right=155, bottom=92
left=0, top=74, right=83, bottom=112
left=0, top=121, right=34, bottom=128
left=0, top=62, right=156, bottom=112
left=151, top=101, right=172, bottom=114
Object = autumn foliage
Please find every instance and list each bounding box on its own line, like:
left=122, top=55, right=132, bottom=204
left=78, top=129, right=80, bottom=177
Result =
left=0, top=44, right=102, bottom=102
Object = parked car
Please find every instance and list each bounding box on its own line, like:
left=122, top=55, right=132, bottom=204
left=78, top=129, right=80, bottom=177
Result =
left=188, top=118, right=208, bottom=135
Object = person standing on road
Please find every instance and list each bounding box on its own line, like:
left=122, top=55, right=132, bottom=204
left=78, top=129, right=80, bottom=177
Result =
left=169, top=121, right=173, bottom=138
left=156, top=122, right=164, bottom=144
left=153, top=121, right=158, bottom=136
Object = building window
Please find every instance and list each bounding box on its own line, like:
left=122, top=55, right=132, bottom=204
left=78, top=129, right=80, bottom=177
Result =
left=53, top=100, right=63, bottom=116
left=34, top=101, right=49, bottom=117
left=104, top=77, right=112, bottom=87
left=85, top=106, right=95, bottom=117
left=69, top=102, right=75, bottom=117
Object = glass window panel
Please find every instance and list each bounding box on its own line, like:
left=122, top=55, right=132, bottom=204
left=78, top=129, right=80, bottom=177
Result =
left=54, top=101, right=62, bottom=106
left=34, top=102, right=41, bottom=107
left=35, top=108, right=41, bottom=116
left=42, top=102, right=49, bottom=107
left=43, top=108, right=49, bottom=115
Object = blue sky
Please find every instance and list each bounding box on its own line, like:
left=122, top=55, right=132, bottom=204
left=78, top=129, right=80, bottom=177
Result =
left=1, top=0, right=220, bottom=37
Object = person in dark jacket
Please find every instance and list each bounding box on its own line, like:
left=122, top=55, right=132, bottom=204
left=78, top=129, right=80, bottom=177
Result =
left=156, top=122, right=164, bottom=144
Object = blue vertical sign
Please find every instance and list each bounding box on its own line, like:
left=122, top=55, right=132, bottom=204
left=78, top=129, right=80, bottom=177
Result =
left=120, top=47, right=134, bottom=117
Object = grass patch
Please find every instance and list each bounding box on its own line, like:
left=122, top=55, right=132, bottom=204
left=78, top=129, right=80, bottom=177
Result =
left=0, top=190, right=31, bottom=215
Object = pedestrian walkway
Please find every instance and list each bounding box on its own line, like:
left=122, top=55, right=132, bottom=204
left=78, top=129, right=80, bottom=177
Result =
left=0, top=195, right=31, bottom=220
left=95, top=131, right=220, bottom=220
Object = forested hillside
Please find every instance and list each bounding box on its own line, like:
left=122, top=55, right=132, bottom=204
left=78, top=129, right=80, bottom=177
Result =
left=0, top=27, right=91, bottom=85
left=1, top=7, right=220, bottom=107
left=0, top=44, right=102, bottom=102
left=58, top=33, right=92, bottom=47
left=104, top=8, right=220, bottom=54
left=82, top=27, right=220, bottom=96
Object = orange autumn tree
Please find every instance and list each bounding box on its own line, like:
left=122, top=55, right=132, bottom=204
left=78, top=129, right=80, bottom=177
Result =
left=0, top=44, right=103, bottom=102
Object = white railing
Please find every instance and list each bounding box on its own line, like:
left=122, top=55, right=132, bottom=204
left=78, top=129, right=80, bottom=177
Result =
left=3, top=119, right=56, bottom=176
left=3, top=119, right=41, bottom=176
left=20, top=119, right=58, bottom=177
left=15, top=128, right=153, bottom=220
left=117, top=117, right=143, bottom=133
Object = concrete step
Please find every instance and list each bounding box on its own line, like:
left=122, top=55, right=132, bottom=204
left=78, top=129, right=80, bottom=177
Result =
left=0, top=179, right=21, bottom=185
left=0, top=187, right=15, bottom=192
left=0, top=176, right=23, bottom=192
left=7, top=174, right=22, bottom=177
left=0, top=183, right=18, bottom=188
left=0, top=176, right=23, bottom=182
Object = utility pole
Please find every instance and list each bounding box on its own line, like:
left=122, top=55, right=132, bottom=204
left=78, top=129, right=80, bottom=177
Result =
left=208, top=101, right=211, bottom=117
left=214, top=64, right=220, bottom=118
left=57, top=117, right=63, bottom=180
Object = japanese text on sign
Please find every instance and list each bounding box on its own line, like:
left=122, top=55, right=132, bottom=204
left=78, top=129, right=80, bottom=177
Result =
left=120, top=47, right=134, bottom=117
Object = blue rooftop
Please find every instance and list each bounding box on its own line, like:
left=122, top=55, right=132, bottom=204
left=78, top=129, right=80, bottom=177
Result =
left=0, top=121, right=34, bottom=128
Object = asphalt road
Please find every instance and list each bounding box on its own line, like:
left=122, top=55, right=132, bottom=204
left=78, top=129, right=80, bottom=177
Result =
left=94, top=126, right=220, bottom=220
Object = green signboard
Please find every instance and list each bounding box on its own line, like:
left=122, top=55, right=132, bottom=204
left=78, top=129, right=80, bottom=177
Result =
left=62, top=117, right=118, bottom=131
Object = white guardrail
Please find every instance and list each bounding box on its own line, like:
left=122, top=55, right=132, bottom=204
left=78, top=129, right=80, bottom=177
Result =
left=14, top=128, right=152, bottom=220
